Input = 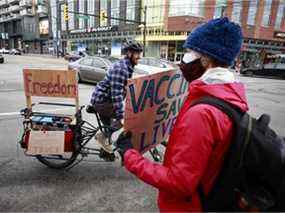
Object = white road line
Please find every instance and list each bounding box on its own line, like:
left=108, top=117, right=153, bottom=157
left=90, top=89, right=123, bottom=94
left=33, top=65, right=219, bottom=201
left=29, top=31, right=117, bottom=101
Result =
left=0, top=107, right=73, bottom=117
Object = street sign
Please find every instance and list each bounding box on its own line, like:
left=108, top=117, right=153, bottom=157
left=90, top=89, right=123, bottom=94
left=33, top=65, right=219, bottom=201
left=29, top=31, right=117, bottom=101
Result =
left=124, top=70, right=189, bottom=153
left=75, top=14, right=90, bottom=20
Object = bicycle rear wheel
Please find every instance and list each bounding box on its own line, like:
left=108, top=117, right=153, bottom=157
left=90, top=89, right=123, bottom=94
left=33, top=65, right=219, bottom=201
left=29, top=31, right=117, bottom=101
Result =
left=35, top=151, right=79, bottom=169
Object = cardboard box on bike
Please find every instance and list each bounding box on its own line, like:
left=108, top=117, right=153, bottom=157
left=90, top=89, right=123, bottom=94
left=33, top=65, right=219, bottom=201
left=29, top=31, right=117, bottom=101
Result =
left=22, top=68, right=79, bottom=155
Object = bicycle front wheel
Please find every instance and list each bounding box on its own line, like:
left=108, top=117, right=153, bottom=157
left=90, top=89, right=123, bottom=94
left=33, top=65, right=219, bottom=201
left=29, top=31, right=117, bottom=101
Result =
left=35, top=151, right=79, bottom=169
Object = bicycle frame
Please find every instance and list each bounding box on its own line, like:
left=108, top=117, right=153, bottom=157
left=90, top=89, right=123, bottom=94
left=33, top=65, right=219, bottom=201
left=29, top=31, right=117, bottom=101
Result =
left=20, top=102, right=115, bottom=157
left=19, top=101, right=164, bottom=168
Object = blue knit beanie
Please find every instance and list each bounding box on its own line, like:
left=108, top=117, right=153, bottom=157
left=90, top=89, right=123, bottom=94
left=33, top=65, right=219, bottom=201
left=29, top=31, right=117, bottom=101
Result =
left=183, top=17, right=243, bottom=65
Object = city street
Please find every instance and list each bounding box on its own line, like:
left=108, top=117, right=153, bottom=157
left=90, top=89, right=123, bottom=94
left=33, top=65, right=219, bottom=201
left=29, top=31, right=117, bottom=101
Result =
left=0, top=55, right=285, bottom=211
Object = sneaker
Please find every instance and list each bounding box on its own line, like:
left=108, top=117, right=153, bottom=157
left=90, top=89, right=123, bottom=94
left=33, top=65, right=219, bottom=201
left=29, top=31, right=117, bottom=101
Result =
left=95, top=131, right=113, bottom=153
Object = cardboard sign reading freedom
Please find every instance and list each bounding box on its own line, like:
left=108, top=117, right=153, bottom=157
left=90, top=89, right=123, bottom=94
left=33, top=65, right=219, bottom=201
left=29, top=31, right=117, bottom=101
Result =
left=124, top=70, right=188, bottom=153
left=23, top=69, right=78, bottom=98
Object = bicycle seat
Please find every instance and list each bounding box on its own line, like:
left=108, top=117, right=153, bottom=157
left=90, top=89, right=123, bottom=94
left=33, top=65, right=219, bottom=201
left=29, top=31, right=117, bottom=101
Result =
left=86, top=105, right=97, bottom=114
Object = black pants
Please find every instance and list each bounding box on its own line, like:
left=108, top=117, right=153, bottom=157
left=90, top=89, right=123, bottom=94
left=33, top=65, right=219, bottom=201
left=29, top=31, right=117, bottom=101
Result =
left=93, top=102, right=116, bottom=136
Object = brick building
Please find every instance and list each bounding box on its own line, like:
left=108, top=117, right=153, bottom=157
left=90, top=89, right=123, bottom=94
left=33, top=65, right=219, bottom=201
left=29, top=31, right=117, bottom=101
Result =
left=53, top=0, right=285, bottom=63
left=143, top=0, right=285, bottom=62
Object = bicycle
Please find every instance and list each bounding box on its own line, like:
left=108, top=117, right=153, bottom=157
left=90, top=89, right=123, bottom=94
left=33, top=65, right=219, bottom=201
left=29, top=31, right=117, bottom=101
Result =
left=18, top=102, right=165, bottom=170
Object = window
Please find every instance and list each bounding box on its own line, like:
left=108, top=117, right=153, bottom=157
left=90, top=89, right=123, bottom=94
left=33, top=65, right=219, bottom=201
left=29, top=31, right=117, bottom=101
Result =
left=126, top=0, right=135, bottom=24
left=261, top=0, right=272, bottom=26
left=61, top=4, right=66, bottom=31
left=247, top=0, right=258, bottom=25
left=93, top=58, right=106, bottom=68
left=111, top=0, right=119, bottom=26
left=214, top=0, right=227, bottom=18
left=80, top=58, right=93, bottom=66
left=275, top=0, right=285, bottom=29
left=78, top=0, right=85, bottom=29
left=68, top=0, right=75, bottom=30
left=144, top=0, right=164, bottom=26
left=231, top=0, right=242, bottom=23
left=169, top=0, right=205, bottom=17
left=87, top=0, right=95, bottom=28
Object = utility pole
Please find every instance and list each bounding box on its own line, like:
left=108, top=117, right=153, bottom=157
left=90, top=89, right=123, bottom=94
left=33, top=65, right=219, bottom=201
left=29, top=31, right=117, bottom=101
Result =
left=64, top=0, right=69, bottom=55
left=143, top=5, right=147, bottom=57
left=56, top=0, right=60, bottom=58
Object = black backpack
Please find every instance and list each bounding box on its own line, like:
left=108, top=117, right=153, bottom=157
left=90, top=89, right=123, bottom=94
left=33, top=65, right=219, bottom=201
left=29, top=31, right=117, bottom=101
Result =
left=191, top=96, right=285, bottom=211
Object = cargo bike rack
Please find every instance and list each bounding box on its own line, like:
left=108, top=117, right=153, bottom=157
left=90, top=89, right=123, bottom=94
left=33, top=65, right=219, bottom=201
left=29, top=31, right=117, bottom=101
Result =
left=19, top=69, right=164, bottom=170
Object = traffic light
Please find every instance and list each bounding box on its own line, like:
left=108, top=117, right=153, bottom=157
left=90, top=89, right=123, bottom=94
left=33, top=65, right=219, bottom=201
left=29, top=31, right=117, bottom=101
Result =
left=63, top=4, right=68, bottom=22
left=100, top=10, right=107, bottom=25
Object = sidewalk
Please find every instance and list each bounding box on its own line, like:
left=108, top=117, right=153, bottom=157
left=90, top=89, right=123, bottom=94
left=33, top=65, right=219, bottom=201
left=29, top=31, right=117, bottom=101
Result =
left=24, top=53, right=64, bottom=59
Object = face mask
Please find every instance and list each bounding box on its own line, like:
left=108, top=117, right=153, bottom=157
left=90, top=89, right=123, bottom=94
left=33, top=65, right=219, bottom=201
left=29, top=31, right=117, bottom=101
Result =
left=179, top=52, right=206, bottom=83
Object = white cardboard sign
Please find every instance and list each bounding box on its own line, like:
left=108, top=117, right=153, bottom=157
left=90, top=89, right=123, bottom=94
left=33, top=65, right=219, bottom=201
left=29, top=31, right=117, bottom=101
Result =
left=27, top=131, right=65, bottom=155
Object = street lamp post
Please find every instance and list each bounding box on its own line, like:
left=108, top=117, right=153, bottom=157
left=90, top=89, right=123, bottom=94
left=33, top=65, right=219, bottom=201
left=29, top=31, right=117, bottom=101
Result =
left=143, top=6, right=147, bottom=57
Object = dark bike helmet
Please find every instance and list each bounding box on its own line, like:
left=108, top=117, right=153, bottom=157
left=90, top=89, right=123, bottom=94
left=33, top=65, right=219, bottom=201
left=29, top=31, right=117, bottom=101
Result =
left=122, top=40, right=143, bottom=53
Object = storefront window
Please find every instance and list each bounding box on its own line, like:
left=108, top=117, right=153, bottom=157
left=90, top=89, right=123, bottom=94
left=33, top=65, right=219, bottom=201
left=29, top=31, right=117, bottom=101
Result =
left=167, top=41, right=176, bottom=62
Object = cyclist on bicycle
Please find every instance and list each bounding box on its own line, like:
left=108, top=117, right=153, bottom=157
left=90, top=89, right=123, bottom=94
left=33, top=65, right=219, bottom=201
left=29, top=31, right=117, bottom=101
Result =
left=89, top=40, right=143, bottom=153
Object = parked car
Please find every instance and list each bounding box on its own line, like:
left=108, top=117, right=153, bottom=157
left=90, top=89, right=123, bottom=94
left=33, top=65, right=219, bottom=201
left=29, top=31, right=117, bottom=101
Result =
left=136, top=57, right=178, bottom=74
left=68, top=56, right=148, bottom=83
left=9, top=48, right=21, bottom=55
left=0, top=54, right=4, bottom=63
left=64, top=51, right=88, bottom=62
left=0, top=48, right=9, bottom=54
left=240, top=54, right=285, bottom=79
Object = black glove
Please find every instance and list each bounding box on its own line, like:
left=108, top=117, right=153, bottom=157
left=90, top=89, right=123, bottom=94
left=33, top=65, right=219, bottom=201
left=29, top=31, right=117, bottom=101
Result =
left=116, top=131, right=133, bottom=161
left=111, top=119, right=123, bottom=131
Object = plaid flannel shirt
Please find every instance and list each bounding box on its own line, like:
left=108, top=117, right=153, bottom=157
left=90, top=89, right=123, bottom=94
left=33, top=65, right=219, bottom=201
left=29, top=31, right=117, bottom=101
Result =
left=90, top=58, right=134, bottom=120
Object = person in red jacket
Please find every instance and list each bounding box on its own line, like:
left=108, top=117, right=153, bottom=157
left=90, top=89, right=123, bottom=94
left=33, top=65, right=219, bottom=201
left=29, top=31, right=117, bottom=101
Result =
left=117, top=17, right=248, bottom=212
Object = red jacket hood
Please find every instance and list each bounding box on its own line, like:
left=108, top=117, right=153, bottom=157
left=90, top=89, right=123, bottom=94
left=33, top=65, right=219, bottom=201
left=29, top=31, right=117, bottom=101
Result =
left=188, top=70, right=248, bottom=112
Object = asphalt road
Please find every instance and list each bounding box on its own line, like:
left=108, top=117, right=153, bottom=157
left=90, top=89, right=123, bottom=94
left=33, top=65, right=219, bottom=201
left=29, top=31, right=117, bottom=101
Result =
left=0, top=55, right=284, bottom=212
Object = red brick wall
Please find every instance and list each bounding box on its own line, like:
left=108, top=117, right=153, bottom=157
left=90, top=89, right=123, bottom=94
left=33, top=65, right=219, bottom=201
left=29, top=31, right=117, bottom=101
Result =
left=167, top=16, right=206, bottom=31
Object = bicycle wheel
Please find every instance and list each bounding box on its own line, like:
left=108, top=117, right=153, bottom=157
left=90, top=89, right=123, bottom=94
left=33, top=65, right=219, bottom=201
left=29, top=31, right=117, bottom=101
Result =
left=35, top=151, right=79, bottom=169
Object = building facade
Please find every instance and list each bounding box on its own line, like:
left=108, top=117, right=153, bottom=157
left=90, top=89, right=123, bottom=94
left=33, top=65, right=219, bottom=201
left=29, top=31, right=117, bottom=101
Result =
left=0, top=0, right=49, bottom=53
left=53, top=0, right=142, bottom=56
left=155, top=0, right=285, bottom=62
left=55, top=0, right=285, bottom=62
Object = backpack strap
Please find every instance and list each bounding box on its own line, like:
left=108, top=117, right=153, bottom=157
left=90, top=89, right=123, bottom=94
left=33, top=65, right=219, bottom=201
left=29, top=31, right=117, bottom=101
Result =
left=190, top=96, right=246, bottom=210
left=190, top=96, right=243, bottom=124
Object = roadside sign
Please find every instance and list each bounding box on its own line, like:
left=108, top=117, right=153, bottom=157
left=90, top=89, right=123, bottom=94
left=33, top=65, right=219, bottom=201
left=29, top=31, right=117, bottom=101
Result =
left=124, top=70, right=188, bottom=153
